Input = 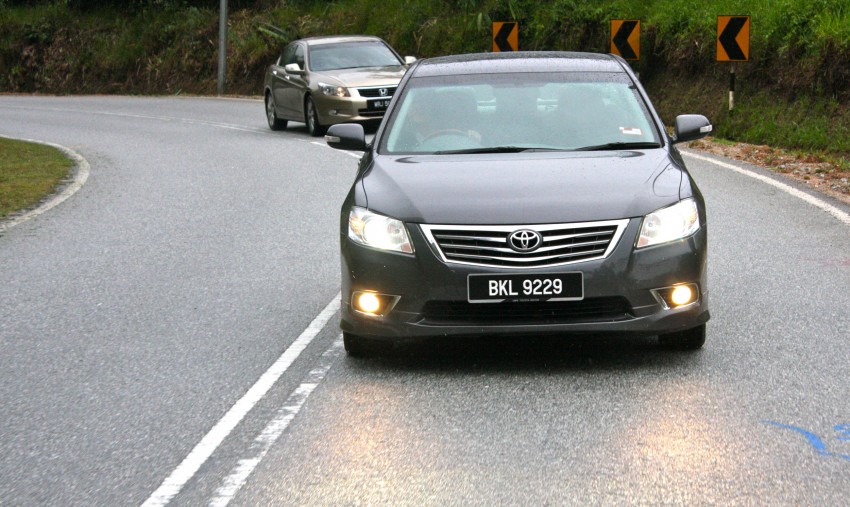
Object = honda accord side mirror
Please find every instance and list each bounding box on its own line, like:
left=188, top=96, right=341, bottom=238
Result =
left=326, top=124, right=368, bottom=152
left=284, top=63, right=304, bottom=75
left=404, top=56, right=417, bottom=65
left=673, top=114, right=713, bottom=144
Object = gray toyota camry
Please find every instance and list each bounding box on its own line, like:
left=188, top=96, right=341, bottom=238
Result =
left=325, top=52, right=712, bottom=357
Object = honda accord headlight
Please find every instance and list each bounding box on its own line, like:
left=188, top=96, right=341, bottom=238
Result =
left=348, top=207, right=413, bottom=254
left=637, top=198, right=700, bottom=248
left=319, top=82, right=350, bottom=97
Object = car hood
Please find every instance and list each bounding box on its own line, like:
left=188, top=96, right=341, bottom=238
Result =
left=318, top=66, right=407, bottom=88
left=361, top=150, right=683, bottom=225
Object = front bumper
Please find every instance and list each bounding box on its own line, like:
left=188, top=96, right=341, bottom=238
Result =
left=340, top=218, right=709, bottom=341
left=314, top=93, right=389, bottom=126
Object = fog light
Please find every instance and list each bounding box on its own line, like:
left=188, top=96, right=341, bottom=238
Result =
left=351, top=291, right=400, bottom=317
left=356, top=292, right=381, bottom=314
left=670, top=285, right=694, bottom=306
left=651, top=283, right=699, bottom=309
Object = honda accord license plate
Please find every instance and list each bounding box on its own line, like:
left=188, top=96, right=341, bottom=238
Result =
left=468, top=272, right=584, bottom=303
left=367, top=98, right=392, bottom=111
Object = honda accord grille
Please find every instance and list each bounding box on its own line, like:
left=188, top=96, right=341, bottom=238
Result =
left=419, top=219, right=630, bottom=268
left=357, top=86, right=397, bottom=98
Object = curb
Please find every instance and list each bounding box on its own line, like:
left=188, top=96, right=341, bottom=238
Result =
left=0, top=136, right=90, bottom=234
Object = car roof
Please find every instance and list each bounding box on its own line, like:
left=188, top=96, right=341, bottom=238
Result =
left=412, top=52, right=625, bottom=77
left=299, top=35, right=385, bottom=46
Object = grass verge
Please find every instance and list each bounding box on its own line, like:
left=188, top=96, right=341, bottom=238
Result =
left=0, top=137, right=73, bottom=220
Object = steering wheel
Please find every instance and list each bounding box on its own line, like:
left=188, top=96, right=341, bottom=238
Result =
left=419, top=129, right=470, bottom=144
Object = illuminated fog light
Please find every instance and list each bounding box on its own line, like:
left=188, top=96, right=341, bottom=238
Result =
left=351, top=291, right=400, bottom=317
left=356, top=293, right=381, bottom=314
left=651, top=283, right=699, bottom=310
left=670, top=285, right=694, bottom=306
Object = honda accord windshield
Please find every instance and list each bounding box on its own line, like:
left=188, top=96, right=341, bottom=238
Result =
left=309, top=41, right=403, bottom=72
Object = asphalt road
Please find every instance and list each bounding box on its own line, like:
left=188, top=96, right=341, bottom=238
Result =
left=1, top=96, right=848, bottom=506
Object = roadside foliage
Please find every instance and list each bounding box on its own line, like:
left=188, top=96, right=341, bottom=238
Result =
left=1, top=0, right=849, bottom=153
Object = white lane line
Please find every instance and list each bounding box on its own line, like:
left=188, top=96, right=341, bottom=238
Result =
left=310, top=140, right=363, bottom=159
left=683, top=150, right=850, bottom=226
left=208, top=337, right=344, bottom=507
left=141, top=294, right=341, bottom=507
left=0, top=136, right=90, bottom=233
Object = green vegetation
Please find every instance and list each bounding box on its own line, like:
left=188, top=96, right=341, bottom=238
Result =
left=1, top=0, right=849, bottom=158
left=0, top=137, right=73, bottom=219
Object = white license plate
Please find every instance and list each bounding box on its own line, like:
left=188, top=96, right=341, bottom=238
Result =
left=368, top=98, right=391, bottom=110
left=467, top=272, right=584, bottom=303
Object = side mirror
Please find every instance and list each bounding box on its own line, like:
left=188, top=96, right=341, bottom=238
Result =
left=284, top=63, right=304, bottom=75
left=404, top=56, right=417, bottom=65
left=325, top=124, right=368, bottom=152
left=673, top=114, right=713, bottom=144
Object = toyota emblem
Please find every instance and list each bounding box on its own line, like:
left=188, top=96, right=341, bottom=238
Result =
left=508, top=229, right=542, bottom=252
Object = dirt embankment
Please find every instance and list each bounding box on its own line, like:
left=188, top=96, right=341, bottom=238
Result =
left=689, top=139, right=850, bottom=206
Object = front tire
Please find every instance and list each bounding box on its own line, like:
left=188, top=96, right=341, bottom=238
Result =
left=659, top=324, right=706, bottom=351
left=343, top=332, right=372, bottom=358
left=305, top=96, right=326, bottom=137
left=265, top=93, right=287, bottom=131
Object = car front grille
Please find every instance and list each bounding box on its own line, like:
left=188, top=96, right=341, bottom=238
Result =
left=419, top=219, right=630, bottom=268
left=357, top=110, right=385, bottom=118
left=357, top=86, right=397, bottom=98
left=420, top=297, right=632, bottom=326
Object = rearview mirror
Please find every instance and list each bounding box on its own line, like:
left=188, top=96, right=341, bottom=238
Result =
left=673, top=115, right=712, bottom=144
left=284, top=63, right=304, bottom=75
left=325, top=124, right=368, bottom=152
left=404, top=56, right=417, bottom=65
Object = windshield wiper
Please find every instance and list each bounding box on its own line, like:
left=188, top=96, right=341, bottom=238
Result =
left=574, top=142, right=662, bottom=151
left=433, top=146, right=562, bottom=155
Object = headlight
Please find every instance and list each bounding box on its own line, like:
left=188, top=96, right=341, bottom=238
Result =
left=348, top=207, right=413, bottom=254
left=637, top=198, right=700, bottom=248
left=319, top=82, right=350, bottom=97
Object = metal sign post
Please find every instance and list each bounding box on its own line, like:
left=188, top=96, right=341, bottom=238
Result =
left=217, top=0, right=228, bottom=96
left=729, top=63, right=736, bottom=112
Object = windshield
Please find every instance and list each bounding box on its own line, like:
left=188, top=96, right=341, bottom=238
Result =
left=381, top=72, right=661, bottom=154
left=308, top=41, right=402, bottom=72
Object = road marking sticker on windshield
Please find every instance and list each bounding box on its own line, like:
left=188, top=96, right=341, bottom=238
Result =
left=683, top=150, right=850, bottom=227
left=208, top=337, right=344, bottom=507
left=141, top=294, right=340, bottom=507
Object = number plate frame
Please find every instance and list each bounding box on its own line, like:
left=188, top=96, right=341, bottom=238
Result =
left=467, top=272, right=584, bottom=303
left=367, top=98, right=392, bottom=111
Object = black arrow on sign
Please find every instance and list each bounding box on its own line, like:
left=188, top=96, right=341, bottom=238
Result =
left=612, top=20, right=638, bottom=60
left=494, top=22, right=517, bottom=52
left=719, top=16, right=748, bottom=60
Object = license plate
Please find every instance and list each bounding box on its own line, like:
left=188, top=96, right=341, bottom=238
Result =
left=468, top=272, right=584, bottom=303
left=367, top=98, right=392, bottom=111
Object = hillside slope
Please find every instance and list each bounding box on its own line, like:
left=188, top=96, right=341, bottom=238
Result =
left=2, top=0, right=849, bottom=158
